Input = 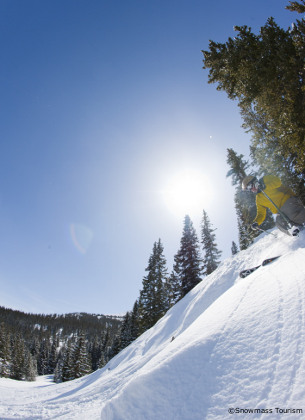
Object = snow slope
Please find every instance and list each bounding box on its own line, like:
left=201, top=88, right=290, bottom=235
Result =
left=1, top=229, right=305, bottom=419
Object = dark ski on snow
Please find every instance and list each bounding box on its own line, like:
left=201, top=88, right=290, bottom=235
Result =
left=239, top=256, right=280, bottom=278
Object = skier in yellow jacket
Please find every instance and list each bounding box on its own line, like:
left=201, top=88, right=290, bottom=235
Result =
left=242, top=175, right=305, bottom=236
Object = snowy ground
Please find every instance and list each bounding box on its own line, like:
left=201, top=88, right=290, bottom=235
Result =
left=1, top=229, right=305, bottom=419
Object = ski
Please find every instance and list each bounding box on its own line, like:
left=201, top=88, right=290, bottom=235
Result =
left=288, top=224, right=304, bottom=237
left=239, top=256, right=280, bottom=278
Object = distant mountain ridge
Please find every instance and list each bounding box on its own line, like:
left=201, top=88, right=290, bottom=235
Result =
left=0, top=305, right=123, bottom=382
left=0, top=306, right=123, bottom=338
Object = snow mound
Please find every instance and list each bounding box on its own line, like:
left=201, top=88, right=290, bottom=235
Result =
left=1, top=229, right=305, bottom=419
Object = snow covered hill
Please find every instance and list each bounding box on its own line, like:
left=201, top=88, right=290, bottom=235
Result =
left=1, top=229, right=305, bottom=419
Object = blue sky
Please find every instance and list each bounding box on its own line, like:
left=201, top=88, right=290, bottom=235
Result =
left=0, top=0, right=294, bottom=315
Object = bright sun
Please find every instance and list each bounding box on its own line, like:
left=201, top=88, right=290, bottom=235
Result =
left=162, top=169, right=213, bottom=219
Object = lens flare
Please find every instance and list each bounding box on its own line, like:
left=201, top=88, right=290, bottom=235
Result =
left=70, top=223, right=93, bottom=254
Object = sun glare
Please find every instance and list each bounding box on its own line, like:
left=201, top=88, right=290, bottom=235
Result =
left=162, top=169, right=213, bottom=219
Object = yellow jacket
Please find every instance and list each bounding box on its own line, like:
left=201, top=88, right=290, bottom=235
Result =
left=254, top=175, right=295, bottom=225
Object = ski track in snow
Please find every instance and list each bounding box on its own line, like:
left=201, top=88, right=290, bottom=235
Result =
left=1, top=230, right=305, bottom=419
left=258, top=262, right=285, bottom=406
left=286, top=265, right=304, bottom=405
left=280, top=252, right=305, bottom=407
left=179, top=272, right=258, bottom=419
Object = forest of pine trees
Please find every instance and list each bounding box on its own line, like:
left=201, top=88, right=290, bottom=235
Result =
left=0, top=308, right=122, bottom=382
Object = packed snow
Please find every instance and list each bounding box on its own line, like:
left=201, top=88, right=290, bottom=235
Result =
left=1, top=229, right=305, bottom=419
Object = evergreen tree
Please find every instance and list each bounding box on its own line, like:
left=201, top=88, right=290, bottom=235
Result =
left=226, top=148, right=255, bottom=249
left=37, top=339, right=50, bottom=375
left=287, top=0, right=305, bottom=13
left=129, top=300, right=140, bottom=342
left=101, top=328, right=111, bottom=363
left=73, top=333, right=92, bottom=379
left=164, top=270, right=181, bottom=309
left=29, top=337, right=40, bottom=360
left=235, top=195, right=257, bottom=250
left=231, top=241, right=239, bottom=255
left=226, top=148, right=249, bottom=185
left=61, top=341, right=74, bottom=382
left=201, top=210, right=222, bottom=275
left=226, top=148, right=274, bottom=250
left=47, top=340, right=58, bottom=374
left=138, top=239, right=168, bottom=333
left=174, top=215, right=202, bottom=298
left=108, top=335, right=121, bottom=360
left=53, top=348, right=64, bottom=383
left=10, top=334, right=25, bottom=380
left=90, top=336, right=102, bottom=371
left=202, top=5, right=305, bottom=199
left=119, top=312, right=132, bottom=351
left=24, top=349, right=37, bottom=381
left=0, top=323, right=11, bottom=378
left=98, top=352, right=106, bottom=369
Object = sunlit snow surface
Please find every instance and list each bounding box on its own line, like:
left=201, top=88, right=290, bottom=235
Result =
left=1, top=229, right=305, bottom=419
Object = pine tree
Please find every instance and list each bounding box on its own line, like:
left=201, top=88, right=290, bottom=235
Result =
left=47, top=341, right=58, bottom=374
left=10, top=334, right=25, bottom=380
left=0, top=323, right=11, bottom=378
left=235, top=195, right=255, bottom=250
left=108, top=335, right=121, bottom=360
left=226, top=148, right=274, bottom=250
left=37, top=339, right=50, bottom=375
left=53, top=348, right=64, bottom=383
left=90, top=336, right=102, bottom=371
left=24, top=349, right=37, bottom=381
left=201, top=210, right=222, bottom=275
left=61, top=341, right=74, bottom=382
left=138, top=239, right=168, bottom=333
left=29, top=337, right=40, bottom=360
left=119, top=312, right=132, bottom=351
left=286, top=0, right=305, bottom=13
left=98, top=352, right=106, bottom=369
left=226, top=148, right=255, bottom=249
left=73, top=333, right=92, bottom=379
left=164, top=270, right=181, bottom=309
left=101, top=328, right=111, bottom=363
left=231, top=241, right=239, bottom=255
left=130, top=300, right=140, bottom=342
left=202, top=8, right=305, bottom=197
left=226, top=148, right=249, bottom=185
left=174, top=215, right=202, bottom=298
